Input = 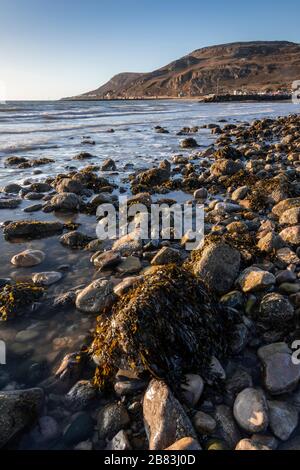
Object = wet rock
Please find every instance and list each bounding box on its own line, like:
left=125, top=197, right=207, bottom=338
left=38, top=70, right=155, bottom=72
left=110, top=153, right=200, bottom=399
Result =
left=5, top=156, right=28, bottom=166
left=106, top=430, right=132, bottom=450
left=151, top=247, right=184, bottom=266
left=92, top=250, right=121, bottom=270
left=32, top=271, right=62, bottom=286
left=65, top=380, right=97, bottom=411
left=214, top=405, right=241, bottom=449
left=113, top=276, right=142, bottom=296
left=75, top=279, right=116, bottom=314
left=268, top=400, right=298, bottom=441
left=259, top=292, right=294, bottom=327
left=23, top=203, right=43, bottom=213
left=29, top=182, right=52, bottom=193
left=180, top=138, right=198, bottom=148
left=143, top=379, right=197, bottom=450
left=193, top=411, right=216, bottom=434
left=73, top=151, right=93, bottom=160
left=211, top=159, right=243, bottom=176
left=56, top=178, right=83, bottom=195
left=279, top=225, right=300, bottom=245
left=181, top=374, right=204, bottom=407
left=48, top=192, right=80, bottom=212
left=114, top=369, right=147, bottom=397
left=279, top=207, right=300, bottom=225
left=97, top=403, right=130, bottom=441
left=237, top=267, right=275, bottom=293
left=280, top=435, right=300, bottom=450
left=53, top=291, right=76, bottom=308
left=60, top=230, right=92, bottom=248
left=2, top=183, right=22, bottom=193
left=101, top=158, right=117, bottom=171
left=233, top=387, right=269, bottom=433
left=235, top=438, right=270, bottom=450
left=63, top=412, right=94, bottom=445
left=0, top=388, right=44, bottom=448
left=0, top=198, right=21, bottom=209
left=193, top=242, right=241, bottom=294
left=117, top=256, right=142, bottom=274
left=135, top=167, right=170, bottom=187
left=11, top=249, right=45, bottom=268
left=258, top=343, right=300, bottom=395
left=3, top=220, right=63, bottom=240
left=165, top=437, right=201, bottom=450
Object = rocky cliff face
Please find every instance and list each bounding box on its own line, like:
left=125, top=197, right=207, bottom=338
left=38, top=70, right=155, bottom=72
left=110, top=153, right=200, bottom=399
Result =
left=66, top=41, right=300, bottom=99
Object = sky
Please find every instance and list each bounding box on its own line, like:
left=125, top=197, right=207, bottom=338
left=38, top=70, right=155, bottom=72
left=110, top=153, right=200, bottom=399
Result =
left=1, top=0, right=300, bottom=100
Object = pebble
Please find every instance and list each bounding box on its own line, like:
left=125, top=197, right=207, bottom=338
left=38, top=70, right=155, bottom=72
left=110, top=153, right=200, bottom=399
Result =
left=181, top=373, right=204, bottom=407
left=268, top=400, right=298, bottom=441
left=237, top=266, right=275, bottom=292
left=233, top=387, right=269, bottom=433
left=32, top=271, right=62, bottom=286
left=96, top=402, right=130, bottom=441
left=258, top=343, right=300, bottom=395
left=11, top=249, right=45, bottom=267
left=193, top=411, right=216, bottom=434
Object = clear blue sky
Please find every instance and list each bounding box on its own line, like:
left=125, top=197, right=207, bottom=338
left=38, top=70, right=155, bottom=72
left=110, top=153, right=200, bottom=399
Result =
left=1, top=0, right=299, bottom=100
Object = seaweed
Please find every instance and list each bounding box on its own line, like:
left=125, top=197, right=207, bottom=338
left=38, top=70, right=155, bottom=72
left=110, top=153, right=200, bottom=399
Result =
left=0, top=282, right=45, bottom=321
left=91, top=264, right=238, bottom=392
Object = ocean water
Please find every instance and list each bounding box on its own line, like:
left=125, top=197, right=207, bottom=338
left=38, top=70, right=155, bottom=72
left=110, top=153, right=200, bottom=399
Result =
left=0, top=99, right=299, bottom=187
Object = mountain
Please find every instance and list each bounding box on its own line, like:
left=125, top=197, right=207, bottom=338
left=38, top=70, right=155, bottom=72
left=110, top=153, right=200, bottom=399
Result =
left=65, top=41, right=300, bottom=100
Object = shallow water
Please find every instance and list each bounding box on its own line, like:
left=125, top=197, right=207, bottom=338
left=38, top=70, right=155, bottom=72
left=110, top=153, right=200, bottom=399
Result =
left=0, top=99, right=300, bottom=448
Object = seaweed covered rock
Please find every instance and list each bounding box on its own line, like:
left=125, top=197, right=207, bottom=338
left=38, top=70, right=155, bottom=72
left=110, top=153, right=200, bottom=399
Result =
left=0, top=282, right=44, bottom=321
left=3, top=220, right=63, bottom=240
left=92, top=265, right=239, bottom=391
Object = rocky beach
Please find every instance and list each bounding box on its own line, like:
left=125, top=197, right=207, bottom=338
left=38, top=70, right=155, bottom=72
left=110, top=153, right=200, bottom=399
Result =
left=1, top=100, right=300, bottom=451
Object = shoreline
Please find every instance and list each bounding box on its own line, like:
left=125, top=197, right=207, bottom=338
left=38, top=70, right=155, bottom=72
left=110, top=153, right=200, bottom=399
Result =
left=0, top=111, right=300, bottom=451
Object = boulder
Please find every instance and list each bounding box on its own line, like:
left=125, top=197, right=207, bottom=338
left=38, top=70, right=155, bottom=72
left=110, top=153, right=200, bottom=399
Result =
left=49, top=192, right=80, bottom=211
left=75, top=279, right=116, bottom=314
left=193, top=242, right=241, bottom=294
left=143, top=379, right=197, bottom=450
